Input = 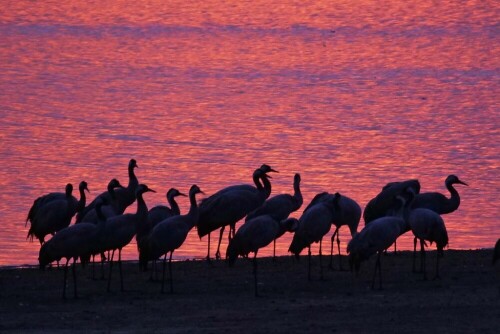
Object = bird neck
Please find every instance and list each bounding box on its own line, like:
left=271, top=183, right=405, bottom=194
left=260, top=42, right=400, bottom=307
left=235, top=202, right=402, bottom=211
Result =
left=77, top=186, right=87, bottom=212
left=253, top=173, right=263, bottom=190
left=445, top=181, right=460, bottom=211
left=168, top=195, right=181, bottom=216
left=127, top=166, right=139, bottom=191
left=135, top=191, right=148, bottom=219
left=186, top=192, right=199, bottom=229
left=260, top=176, right=272, bottom=198
left=293, top=181, right=303, bottom=208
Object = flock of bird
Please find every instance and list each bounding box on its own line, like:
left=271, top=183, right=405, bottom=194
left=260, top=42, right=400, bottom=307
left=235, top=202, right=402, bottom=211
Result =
left=26, top=159, right=474, bottom=298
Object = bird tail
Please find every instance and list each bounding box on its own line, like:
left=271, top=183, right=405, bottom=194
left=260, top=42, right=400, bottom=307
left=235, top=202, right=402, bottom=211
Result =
left=288, top=234, right=307, bottom=259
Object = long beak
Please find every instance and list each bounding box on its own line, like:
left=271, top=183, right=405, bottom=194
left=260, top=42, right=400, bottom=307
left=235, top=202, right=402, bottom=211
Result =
left=86, top=187, right=91, bottom=194
left=178, top=192, right=187, bottom=197
left=148, top=188, right=156, bottom=193
left=270, top=168, right=279, bottom=173
left=458, top=179, right=468, bottom=186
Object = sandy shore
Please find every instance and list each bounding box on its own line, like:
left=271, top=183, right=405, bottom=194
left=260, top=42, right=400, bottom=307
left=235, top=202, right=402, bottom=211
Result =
left=0, top=249, right=498, bottom=333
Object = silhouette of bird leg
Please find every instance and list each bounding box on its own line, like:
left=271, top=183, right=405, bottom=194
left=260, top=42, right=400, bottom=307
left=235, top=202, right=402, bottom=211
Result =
left=371, top=251, right=383, bottom=290
left=119, top=249, right=124, bottom=292
left=161, top=253, right=167, bottom=293
left=420, top=239, right=427, bottom=280
left=107, top=249, right=115, bottom=292
left=412, top=237, right=418, bottom=273
left=253, top=252, right=259, bottom=297
left=169, top=251, right=174, bottom=294
left=319, top=238, right=324, bottom=280
left=272, top=240, right=277, bottom=262
left=329, top=228, right=338, bottom=269
left=205, top=233, right=212, bottom=263
left=72, top=258, right=78, bottom=299
left=308, top=246, right=312, bottom=281
left=215, top=226, right=225, bottom=260
left=433, top=251, right=441, bottom=280
left=62, top=258, right=70, bottom=299
left=100, top=253, right=106, bottom=280
left=336, top=231, right=344, bottom=271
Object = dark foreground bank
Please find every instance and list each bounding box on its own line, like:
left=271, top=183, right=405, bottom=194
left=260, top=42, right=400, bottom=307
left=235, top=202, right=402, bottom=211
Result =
left=0, top=249, right=498, bottom=333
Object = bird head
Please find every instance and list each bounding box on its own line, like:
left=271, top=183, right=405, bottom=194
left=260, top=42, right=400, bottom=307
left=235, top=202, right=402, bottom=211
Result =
left=168, top=188, right=187, bottom=198
left=189, top=184, right=204, bottom=196
left=79, top=181, right=90, bottom=193
left=294, top=173, right=301, bottom=183
left=259, top=164, right=278, bottom=174
left=281, top=217, right=299, bottom=232
left=129, top=159, right=138, bottom=169
left=109, top=178, right=124, bottom=190
left=65, top=183, right=73, bottom=196
left=136, top=184, right=156, bottom=196
left=447, top=175, right=468, bottom=186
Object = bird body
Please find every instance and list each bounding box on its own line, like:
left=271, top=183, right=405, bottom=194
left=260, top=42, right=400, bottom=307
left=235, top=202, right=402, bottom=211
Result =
left=138, top=185, right=204, bottom=293
left=78, top=179, right=124, bottom=224
left=493, top=239, right=500, bottom=265
left=363, top=179, right=420, bottom=224
left=148, top=188, right=186, bottom=228
left=27, top=181, right=89, bottom=244
left=197, top=165, right=277, bottom=260
left=411, top=175, right=468, bottom=214
left=408, top=208, right=448, bottom=279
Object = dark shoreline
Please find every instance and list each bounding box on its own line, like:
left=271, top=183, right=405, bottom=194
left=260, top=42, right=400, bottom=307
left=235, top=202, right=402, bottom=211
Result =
left=1, top=249, right=498, bottom=333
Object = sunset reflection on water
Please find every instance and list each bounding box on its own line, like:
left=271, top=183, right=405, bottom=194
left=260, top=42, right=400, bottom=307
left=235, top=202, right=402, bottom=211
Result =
left=0, top=0, right=498, bottom=266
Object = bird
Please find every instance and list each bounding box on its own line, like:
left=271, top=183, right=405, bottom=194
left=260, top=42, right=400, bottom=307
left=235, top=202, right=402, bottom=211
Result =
left=26, top=183, right=73, bottom=228
left=363, top=179, right=420, bottom=224
left=76, top=159, right=139, bottom=222
left=38, top=198, right=108, bottom=299
left=138, top=185, right=204, bottom=293
left=27, top=181, right=89, bottom=245
left=493, top=239, right=500, bottom=265
left=227, top=215, right=298, bottom=296
left=411, top=174, right=468, bottom=214
left=245, top=173, right=303, bottom=259
left=363, top=179, right=420, bottom=252
left=303, top=191, right=361, bottom=270
left=289, top=193, right=341, bottom=281
left=78, top=178, right=125, bottom=224
left=98, top=184, right=155, bottom=292
left=148, top=188, right=186, bottom=227
left=408, top=208, right=449, bottom=280
left=197, top=164, right=278, bottom=261
left=347, top=195, right=408, bottom=289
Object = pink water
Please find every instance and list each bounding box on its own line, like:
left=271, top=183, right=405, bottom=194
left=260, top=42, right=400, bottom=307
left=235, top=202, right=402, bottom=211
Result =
left=0, top=0, right=498, bottom=266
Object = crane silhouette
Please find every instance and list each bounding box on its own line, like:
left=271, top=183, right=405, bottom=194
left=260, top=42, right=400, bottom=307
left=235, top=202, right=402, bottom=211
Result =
left=98, top=184, right=155, bottom=292
left=76, top=159, right=139, bottom=222
left=304, top=191, right=361, bottom=270
left=348, top=196, right=408, bottom=289
left=197, top=164, right=277, bottom=261
left=408, top=208, right=448, bottom=280
left=148, top=188, right=186, bottom=227
left=38, top=198, right=107, bottom=299
left=245, top=173, right=303, bottom=260
left=289, top=193, right=341, bottom=280
left=138, top=185, right=204, bottom=293
left=227, top=215, right=298, bottom=296
left=411, top=175, right=468, bottom=213
left=27, top=181, right=89, bottom=245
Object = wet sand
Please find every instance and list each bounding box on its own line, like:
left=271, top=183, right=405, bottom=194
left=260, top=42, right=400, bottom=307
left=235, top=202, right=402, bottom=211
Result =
left=0, top=249, right=498, bottom=333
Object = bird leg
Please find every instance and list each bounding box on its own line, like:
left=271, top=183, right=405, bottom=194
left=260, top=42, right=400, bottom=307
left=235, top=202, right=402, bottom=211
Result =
left=412, top=237, right=418, bottom=273
left=169, top=251, right=174, bottom=294
left=100, top=252, right=106, bottom=280
left=329, top=228, right=338, bottom=270
left=62, top=258, right=69, bottom=300
left=433, top=250, right=441, bottom=280
left=72, top=258, right=78, bottom=299
left=371, top=251, right=382, bottom=290
left=215, top=226, right=225, bottom=260
left=118, top=249, right=124, bottom=292
left=253, top=252, right=259, bottom=297
left=319, top=238, right=324, bottom=280
left=272, top=240, right=276, bottom=262
left=308, top=246, right=312, bottom=281
left=336, top=230, right=344, bottom=271
left=206, top=233, right=211, bottom=263
left=107, top=249, right=115, bottom=292
left=161, top=253, right=167, bottom=294
left=420, top=239, right=427, bottom=280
